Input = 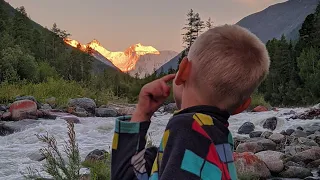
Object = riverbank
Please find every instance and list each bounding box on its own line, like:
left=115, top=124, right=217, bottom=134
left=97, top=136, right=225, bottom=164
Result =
left=1, top=96, right=320, bottom=179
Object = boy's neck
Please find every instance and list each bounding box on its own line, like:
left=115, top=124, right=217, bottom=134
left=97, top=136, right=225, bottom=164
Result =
left=180, top=92, right=224, bottom=111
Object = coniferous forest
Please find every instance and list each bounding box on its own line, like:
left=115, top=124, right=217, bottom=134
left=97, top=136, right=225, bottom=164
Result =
left=1, top=0, right=320, bottom=108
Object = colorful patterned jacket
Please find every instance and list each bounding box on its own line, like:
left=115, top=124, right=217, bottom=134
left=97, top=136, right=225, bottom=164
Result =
left=111, top=105, right=238, bottom=180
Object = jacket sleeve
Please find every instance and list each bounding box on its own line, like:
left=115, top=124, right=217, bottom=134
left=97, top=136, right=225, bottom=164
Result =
left=152, top=115, right=234, bottom=180
left=111, top=116, right=158, bottom=180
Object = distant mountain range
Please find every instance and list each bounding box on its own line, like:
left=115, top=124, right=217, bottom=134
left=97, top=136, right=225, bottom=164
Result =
left=64, top=39, right=178, bottom=77
left=157, top=0, right=320, bottom=74
left=236, top=0, right=319, bottom=43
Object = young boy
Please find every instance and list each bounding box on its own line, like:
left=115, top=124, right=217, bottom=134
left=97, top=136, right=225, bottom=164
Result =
left=111, top=24, right=270, bottom=180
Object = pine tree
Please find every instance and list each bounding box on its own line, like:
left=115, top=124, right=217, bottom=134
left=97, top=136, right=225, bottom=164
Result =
left=193, top=13, right=205, bottom=37
left=205, top=17, right=213, bottom=29
left=182, top=9, right=197, bottom=50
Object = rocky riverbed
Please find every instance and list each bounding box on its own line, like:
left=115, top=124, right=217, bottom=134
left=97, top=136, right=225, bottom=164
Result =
left=1, top=96, right=320, bottom=179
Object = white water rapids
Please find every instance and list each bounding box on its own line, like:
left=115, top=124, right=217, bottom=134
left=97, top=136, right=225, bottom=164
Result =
left=1, top=108, right=320, bottom=180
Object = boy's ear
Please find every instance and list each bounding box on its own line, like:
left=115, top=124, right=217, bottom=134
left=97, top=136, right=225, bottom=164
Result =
left=232, top=97, right=251, bottom=115
left=175, top=57, right=191, bottom=85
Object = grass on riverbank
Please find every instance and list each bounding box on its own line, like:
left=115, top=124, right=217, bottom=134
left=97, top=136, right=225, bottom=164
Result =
left=0, top=78, right=127, bottom=107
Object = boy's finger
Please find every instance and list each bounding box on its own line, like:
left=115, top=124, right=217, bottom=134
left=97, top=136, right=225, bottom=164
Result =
left=161, top=74, right=176, bottom=83
left=160, top=80, right=171, bottom=96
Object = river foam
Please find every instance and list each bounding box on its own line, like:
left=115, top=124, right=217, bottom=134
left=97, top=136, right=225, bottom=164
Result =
left=0, top=108, right=319, bottom=179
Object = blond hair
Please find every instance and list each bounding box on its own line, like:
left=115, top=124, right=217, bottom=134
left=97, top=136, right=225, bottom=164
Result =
left=188, top=24, right=270, bottom=110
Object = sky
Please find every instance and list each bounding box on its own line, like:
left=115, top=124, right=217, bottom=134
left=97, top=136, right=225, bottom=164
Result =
left=5, top=0, right=287, bottom=52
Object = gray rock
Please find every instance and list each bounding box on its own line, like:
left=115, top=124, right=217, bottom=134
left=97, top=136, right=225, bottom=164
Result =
left=291, top=129, right=308, bottom=138
left=45, top=97, right=56, bottom=108
left=163, top=103, right=178, bottom=113
left=95, top=108, right=118, bottom=117
left=15, top=96, right=41, bottom=108
left=41, top=104, right=52, bottom=110
left=236, top=139, right=276, bottom=153
left=250, top=131, right=263, bottom=138
left=285, top=161, right=304, bottom=167
left=286, top=129, right=295, bottom=136
left=28, top=152, right=45, bottom=161
left=261, top=131, right=273, bottom=138
left=85, top=149, right=108, bottom=162
left=291, top=137, right=319, bottom=147
left=73, top=107, right=89, bottom=117
left=1, top=112, right=11, bottom=121
left=305, top=126, right=320, bottom=136
left=297, top=126, right=304, bottom=131
left=306, top=159, right=320, bottom=168
left=283, top=110, right=296, bottom=115
left=68, top=98, right=96, bottom=114
left=280, top=130, right=287, bottom=135
left=290, top=147, right=320, bottom=163
left=263, top=117, right=278, bottom=131
left=269, top=133, right=286, bottom=144
left=0, top=104, right=7, bottom=111
left=307, top=134, right=320, bottom=145
left=238, top=122, right=255, bottom=134
left=256, top=150, right=285, bottom=173
left=234, top=152, right=271, bottom=179
left=236, top=142, right=264, bottom=153
left=0, top=123, right=14, bottom=136
left=285, top=145, right=312, bottom=156
left=280, top=166, right=312, bottom=179
left=61, top=116, right=80, bottom=124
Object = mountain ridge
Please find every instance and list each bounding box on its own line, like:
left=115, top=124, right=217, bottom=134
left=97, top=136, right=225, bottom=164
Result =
left=156, top=0, right=319, bottom=74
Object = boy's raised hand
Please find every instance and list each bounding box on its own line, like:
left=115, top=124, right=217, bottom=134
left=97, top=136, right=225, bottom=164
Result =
left=131, top=74, right=176, bottom=122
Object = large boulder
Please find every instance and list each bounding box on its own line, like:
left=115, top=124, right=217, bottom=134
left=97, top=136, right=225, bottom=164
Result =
left=68, top=98, right=96, bottom=114
left=268, top=133, right=285, bottom=144
left=284, top=145, right=312, bottom=156
left=15, top=96, right=41, bottom=108
left=9, top=100, right=37, bottom=121
left=291, top=137, right=318, bottom=147
left=252, top=105, right=268, bottom=112
left=238, top=122, right=255, bottom=134
left=234, top=152, right=271, bottom=179
left=263, top=117, right=278, bottom=131
left=291, top=129, right=307, bottom=138
left=306, top=159, right=320, bottom=168
left=289, top=147, right=320, bottom=163
left=279, top=166, right=312, bottom=179
left=95, top=108, right=117, bottom=117
left=255, top=150, right=285, bottom=173
left=236, top=139, right=276, bottom=153
left=236, top=142, right=264, bottom=153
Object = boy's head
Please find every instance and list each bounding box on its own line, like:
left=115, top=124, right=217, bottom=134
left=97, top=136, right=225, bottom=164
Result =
left=173, top=24, right=270, bottom=112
